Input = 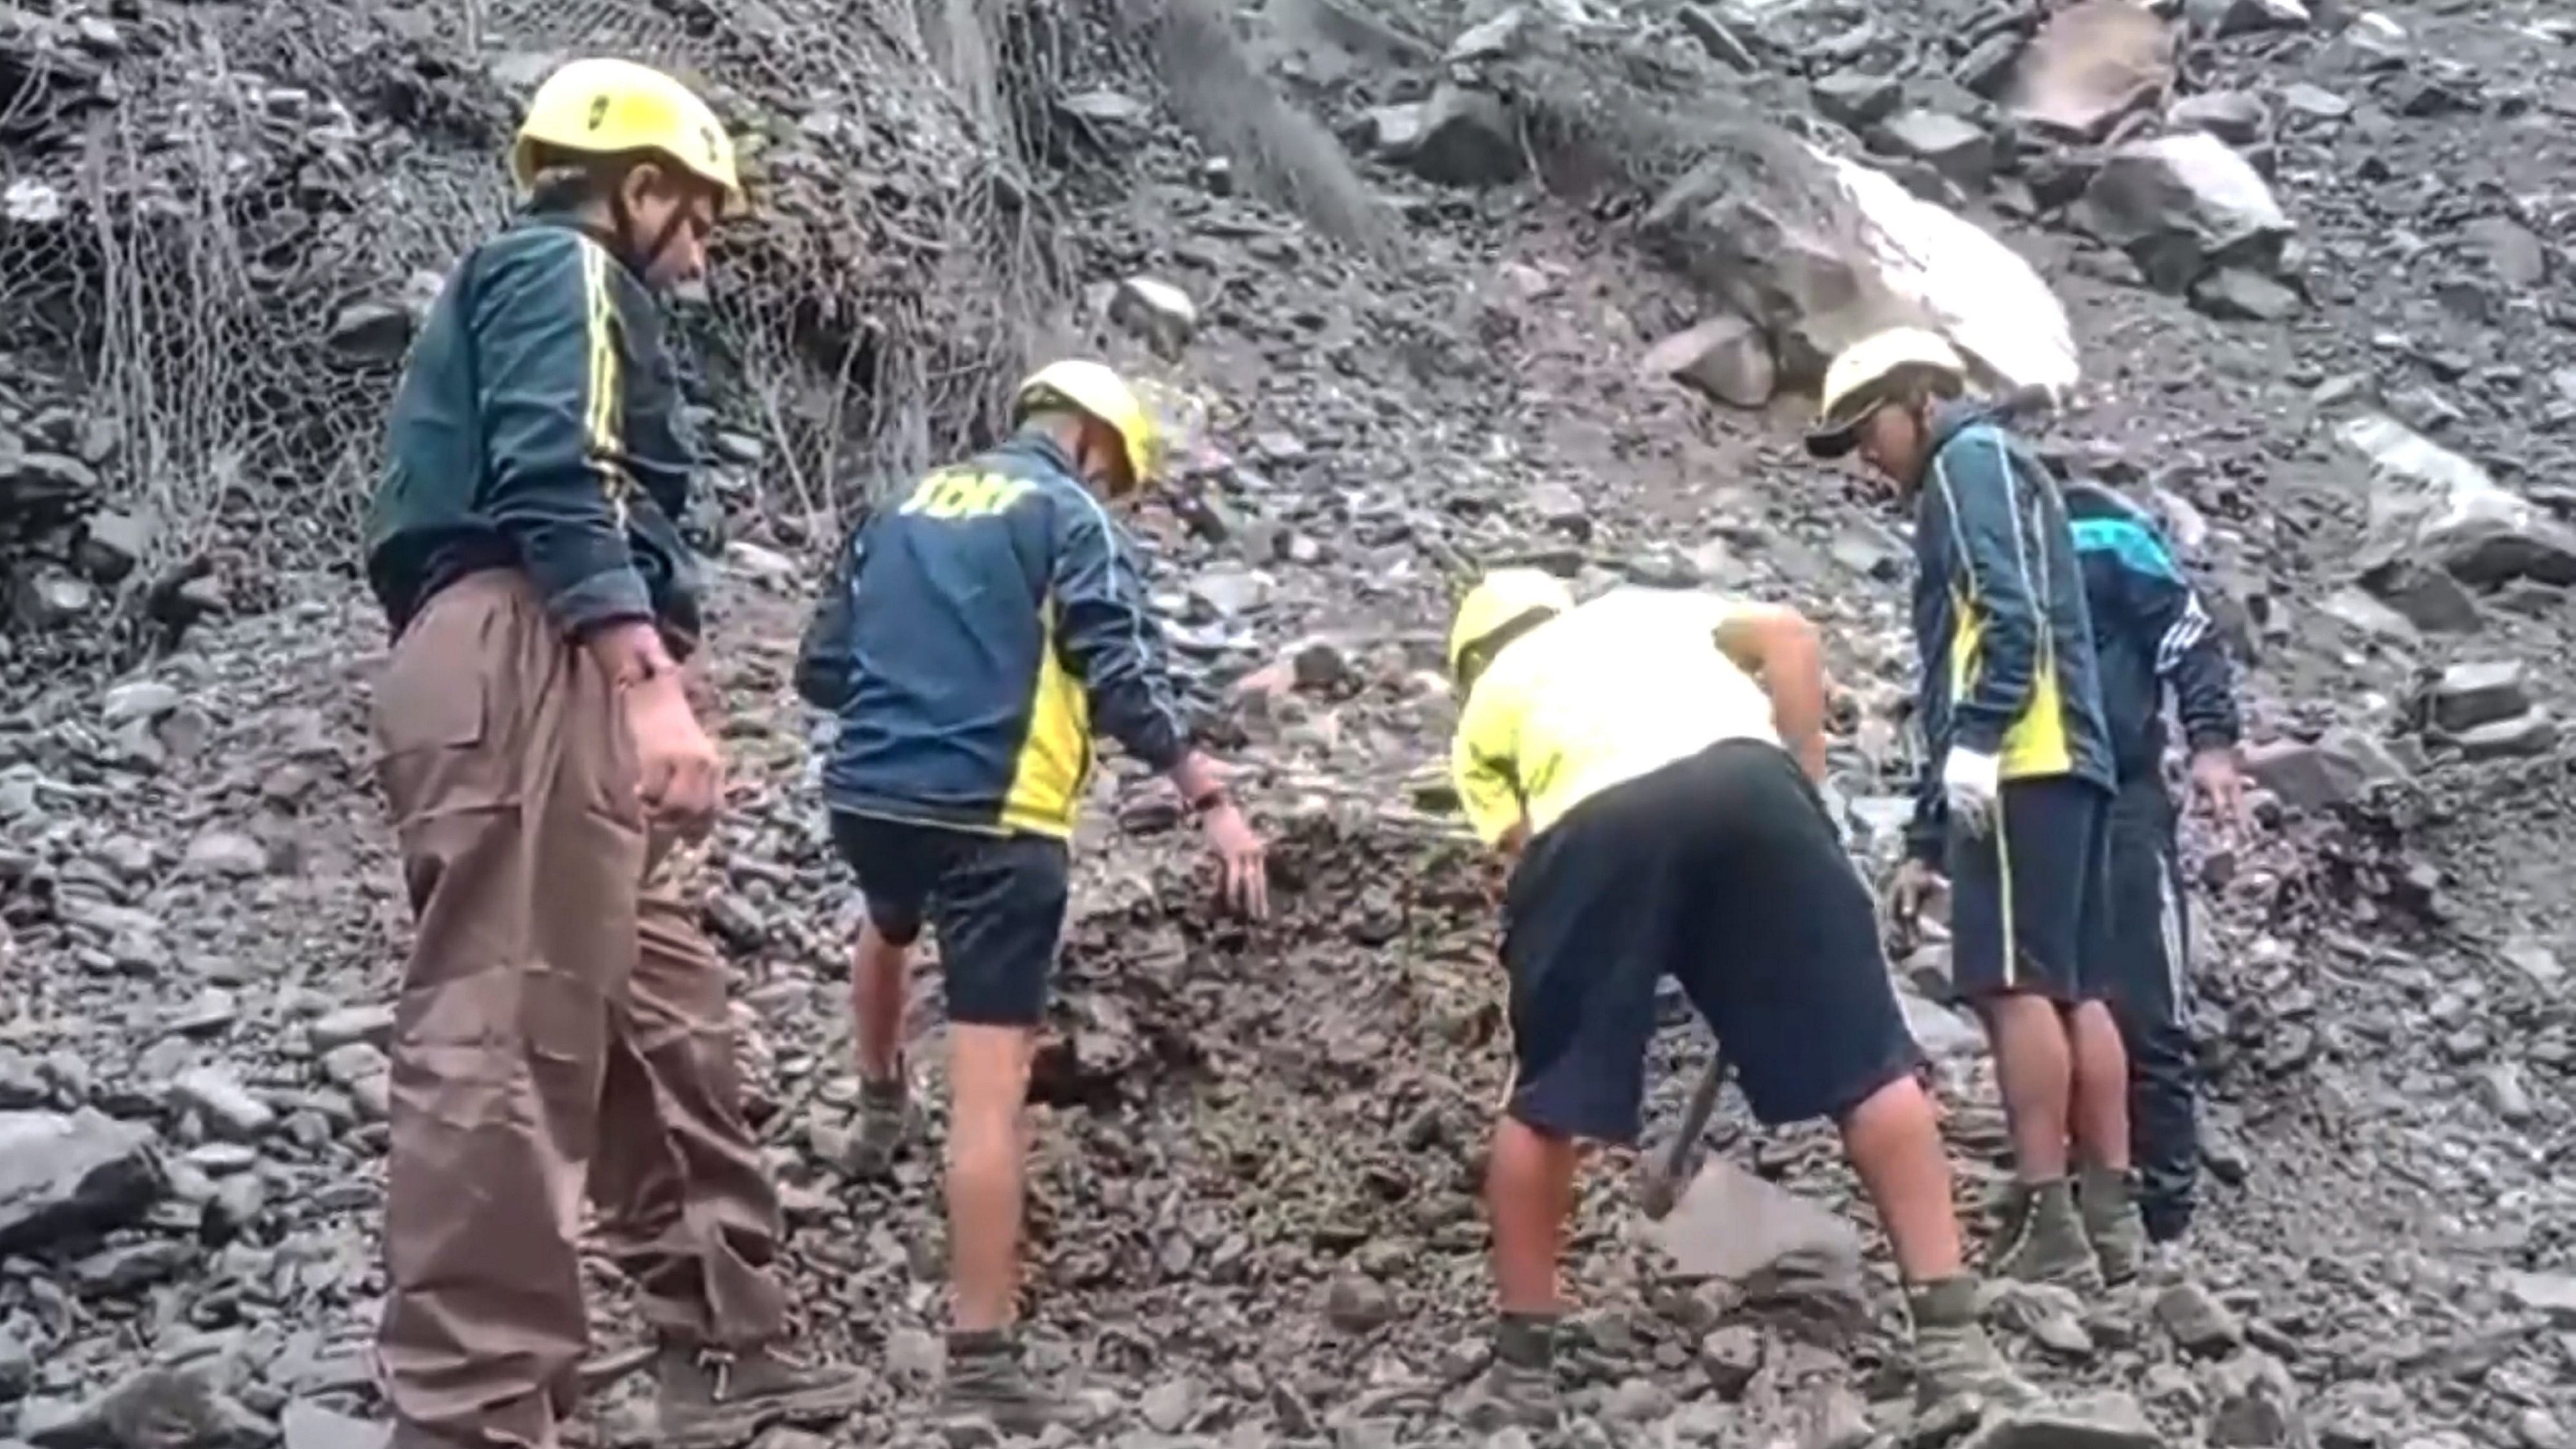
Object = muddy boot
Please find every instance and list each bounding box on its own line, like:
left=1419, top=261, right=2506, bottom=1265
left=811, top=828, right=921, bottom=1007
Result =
left=941, top=1330, right=1073, bottom=1437
left=843, top=1067, right=912, bottom=1178
left=1465, top=1313, right=1563, bottom=1432
left=654, top=1340, right=867, bottom=1449
left=1908, top=1276, right=2042, bottom=1412
left=2078, top=1165, right=2149, bottom=1287
left=1988, top=1179, right=2106, bottom=1294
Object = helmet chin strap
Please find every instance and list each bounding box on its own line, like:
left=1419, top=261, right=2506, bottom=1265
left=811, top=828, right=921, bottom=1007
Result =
left=603, top=184, right=694, bottom=283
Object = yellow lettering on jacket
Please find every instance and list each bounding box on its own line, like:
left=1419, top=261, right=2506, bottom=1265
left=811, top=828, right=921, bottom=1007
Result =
left=897, top=468, right=1032, bottom=521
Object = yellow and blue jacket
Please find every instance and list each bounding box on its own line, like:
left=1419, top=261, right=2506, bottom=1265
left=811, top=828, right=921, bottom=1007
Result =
left=1904, top=402, right=2116, bottom=864
left=366, top=206, right=705, bottom=652
left=795, top=436, right=1191, bottom=840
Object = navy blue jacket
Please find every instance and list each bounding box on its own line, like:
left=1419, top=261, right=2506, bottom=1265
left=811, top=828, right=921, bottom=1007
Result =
left=367, top=207, right=705, bottom=652
left=795, top=436, right=1190, bottom=839
left=1906, top=401, right=2117, bottom=864
left=2064, top=481, right=2242, bottom=784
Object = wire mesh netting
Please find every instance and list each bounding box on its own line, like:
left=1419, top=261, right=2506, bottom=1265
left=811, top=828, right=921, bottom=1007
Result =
left=0, top=0, right=1120, bottom=593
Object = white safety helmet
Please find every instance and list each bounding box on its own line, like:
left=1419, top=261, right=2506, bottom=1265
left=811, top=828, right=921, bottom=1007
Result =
left=1805, top=327, right=1969, bottom=459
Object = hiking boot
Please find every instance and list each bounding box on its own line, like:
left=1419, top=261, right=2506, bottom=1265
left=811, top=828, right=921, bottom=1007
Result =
left=654, top=1340, right=866, bottom=1449
left=844, top=1068, right=913, bottom=1178
left=2077, top=1165, right=2149, bottom=1287
left=1908, top=1276, right=2043, bottom=1412
left=1987, top=1180, right=2106, bottom=1294
left=941, top=1330, right=1075, bottom=1437
left=1463, top=1314, right=1563, bottom=1432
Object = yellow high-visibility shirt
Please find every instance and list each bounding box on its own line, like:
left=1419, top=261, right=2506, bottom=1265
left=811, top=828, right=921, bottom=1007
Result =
left=1449, top=587, right=1782, bottom=847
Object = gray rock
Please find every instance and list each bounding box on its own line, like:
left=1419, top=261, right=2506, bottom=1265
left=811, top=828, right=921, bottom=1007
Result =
left=1059, top=88, right=1148, bottom=126
left=2480, top=1064, right=2535, bottom=1124
left=2501, top=938, right=2563, bottom=987
left=1643, top=1158, right=1864, bottom=1317
left=2361, top=560, right=2481, bottom=633
left=2169, top=92, right=2270, bottom=144
left=13, top=566, right=95, bottom=631
left=1407, top=84, right=1523, bottom=188
left=1677, top=6, right=1757, bottom=71
left=327, top=301, right=414, bottom=362
left=2457, top=709, right=2558, bottom=761
left=1812, top=71, right=1902, bottom=130
left=1445, top=8, right=1523, bottom=63
left=2153, top=1280, right=2244, bottom=1352
left=1109, top=277, right=1198, bottom=358
left=1877, top=109, right=1995, bottom=189
left=1325, top=1272, right=1395, bottom=1333
left=0, top=451, right=101, bottom=511
left=1140, top=1377, right=1201, bottom=1433
left=2341, top=414, right=2576, bottom=588
left=310, top=1006, right=396, bottom=1053
left=168, top=1067, right=275, bottom=1141
left=1361, top=104, right=1423, bottom=155
left=1955, top=31, right=2023, bottom=97
left=2009, top=0, right=2176, bottom=141
left=1956, top=1392, right=2163, bottom=1449
left=2208, top=1352, right=2305, bottom=1448
left=1898, top=988, right=1984, bottom=1060
left=0, top=1109, right=165, bottom=1252
left=2187, top=0, right=2310, bottom=38
left=182, top=830, right=268, bottom=879
left=2242, top=730, right=2406, bottom=810
left=1699, top=1325, right=1761, bottom=1397
left=76, top=511, right=151, bottom=584
left=282, top=1401, right=389, bottom=1449
left=2080, top=131, right=2292, bottom=290
left=1642, top=315, right=1777, bottom=409
left=1604, top=1377, right=1674, bottom=1423
left=2430, top=661, right=2530, bottom=734
left=2278, top=83, right=2350, bottom=120
left=1994, top=1281, right=2095, bottom=1357
left=2193, top=267, right=2302, bottom=320
left=101, top=681, right=182, bottom=727
left=2464, top=217, right=2550, bottom=291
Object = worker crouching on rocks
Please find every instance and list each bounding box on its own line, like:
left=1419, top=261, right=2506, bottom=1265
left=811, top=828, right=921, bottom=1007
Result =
left=1443, top=571, right=2039, bottom=1429
left=2062, top=475, right=2248, bottom=1264
left=362, top=59, right=863, bottom=1449
left=1807, top=328, right=2150, bottom=1292
left=795, top=360, right=1270, bottom=1434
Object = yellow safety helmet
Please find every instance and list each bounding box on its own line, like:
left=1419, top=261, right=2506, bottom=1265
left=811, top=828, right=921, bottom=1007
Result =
left=511, top=58, right=746, bottom=217
left=1805, top=327, right=1968, bottom=459
left=1448, top=569, right=1575, bottom=681
left=1013, top=360, right=1163, bottom=492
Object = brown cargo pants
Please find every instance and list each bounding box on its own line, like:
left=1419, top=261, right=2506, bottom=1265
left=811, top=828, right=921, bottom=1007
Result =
left=369, top=570, right=788, bottom=1449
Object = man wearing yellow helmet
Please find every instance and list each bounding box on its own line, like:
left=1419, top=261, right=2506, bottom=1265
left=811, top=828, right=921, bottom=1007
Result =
left=1808, top=327, right=2148, bottom=1294
left=362, top=57, right=861, bottom=1449
left=795, top=360, right=1268, bottom=1432
left=1443, top=571, right=2036, bottom=1428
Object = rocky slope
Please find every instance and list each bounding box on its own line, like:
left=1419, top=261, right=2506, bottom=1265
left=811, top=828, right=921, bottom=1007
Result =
left=2, top=0, right=2574, bottom=1446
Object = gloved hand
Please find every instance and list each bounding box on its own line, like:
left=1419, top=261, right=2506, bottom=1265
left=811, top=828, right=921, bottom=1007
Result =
left=1940, top=747, right=2001, bottom=836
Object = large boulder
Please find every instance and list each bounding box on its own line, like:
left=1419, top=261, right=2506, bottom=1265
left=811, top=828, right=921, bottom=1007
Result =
left=2009, top=0, right=2176, bottom=142
left=2078, top=131, right=2292, bottom=290
left=0, top=1110, right=166, bottom=1252
left=2341, top=414, right=2576, bottom=589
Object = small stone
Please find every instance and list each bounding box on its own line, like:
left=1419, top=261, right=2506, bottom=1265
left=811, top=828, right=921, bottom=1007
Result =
left=1325, top=1272, right=1395, bottom=1333
left=2154, top=1280, right=2245, bottom=1353
left=2455, top=709, right=2557, bottom=761
left=183, top=830, right=268, bottom=879
left=1604, top=1377, right=1675, bottom=1423
left=1876, top=109, right=1996, bottom=188
left=1407, top=84, right=1523, bottom=188
left=2430, top=660, right=2530, bottom=734
left=310, top=1006, right=396, bottom=1053
left=1642, top=314, right=1776, bottom=409
left=885, top=1327, right=944, bottom=1385
left=2187, top=0, right=2310, bottom=37
left=169, top=1067, right=275, bottom=1141
left=328, top=301, right=415, bottom=362
left=2193, top=268, right=2302, bottom=320
left=2279, top=82, right=2350, bottom=120
left=2169, top=91, right=2269, bottom=143
left=77, top=512, right=151, bottom=584
left=1813, top=71, right=1904, bottom=130
left=1698, top=1324, right=1762, bottom=1397
left=102, top=680, right=182, bottom=727
left=1140, top=1377, right=1201, bottom=1434
left=1109, top=277, right=1198, bottom=358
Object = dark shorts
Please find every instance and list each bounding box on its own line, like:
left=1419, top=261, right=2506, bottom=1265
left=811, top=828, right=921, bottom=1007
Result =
left=1500, top=739, right=1924, bottom=1145
left=1946, top=774, right=2112, bottom=1004
left=829, top=812, right=1070, bottom=1027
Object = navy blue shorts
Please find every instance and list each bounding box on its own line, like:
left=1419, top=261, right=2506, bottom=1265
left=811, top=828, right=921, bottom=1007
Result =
left=1946, top=775, right=2112, bottom=1003
left=829, top=812, right=1069, bottom=1027
left=1499, top=739, right=1924, bottom=1145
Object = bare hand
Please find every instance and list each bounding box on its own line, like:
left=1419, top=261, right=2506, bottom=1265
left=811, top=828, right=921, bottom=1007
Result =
left=2188, top=746, right=2249, bottom=835
left=1200, top=799, right=1270, bottom=920
left=627, top=674, right=724, bottom=838
left=1887, top=857, right=1942, bottom=948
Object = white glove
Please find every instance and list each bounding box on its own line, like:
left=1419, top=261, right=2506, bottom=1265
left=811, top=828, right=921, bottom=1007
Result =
left=1941, top=747, right=2002, bottom=836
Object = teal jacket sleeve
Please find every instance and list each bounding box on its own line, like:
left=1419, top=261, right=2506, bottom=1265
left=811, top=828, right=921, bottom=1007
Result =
left=1924, top=427, right=2042, bottom=757
left=1049, top=491, right=1189, bottom=773
left=470, top=229, right=652, bottom=636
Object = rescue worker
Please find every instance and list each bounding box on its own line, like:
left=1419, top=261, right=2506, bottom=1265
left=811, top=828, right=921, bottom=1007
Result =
left=2063, top=476, right=2247, bottom=1259
left=794, top=360, right=1270, bottom=1433
left=362, top=59, right=864, bottom=1449
left=1445, top=570, right=2038, bottom=1429
left=1805, top=328, right=2149, bottom=1292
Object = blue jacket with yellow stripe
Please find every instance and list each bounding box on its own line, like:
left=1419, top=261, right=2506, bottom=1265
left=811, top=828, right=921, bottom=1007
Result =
left=795, top=436, right=1191, bottom=840
left=2064, top=480, right=2242, bottom=783
left=1904, top=402, right=2116, bottom=865
left=366, top=206, right=706, bottom=652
